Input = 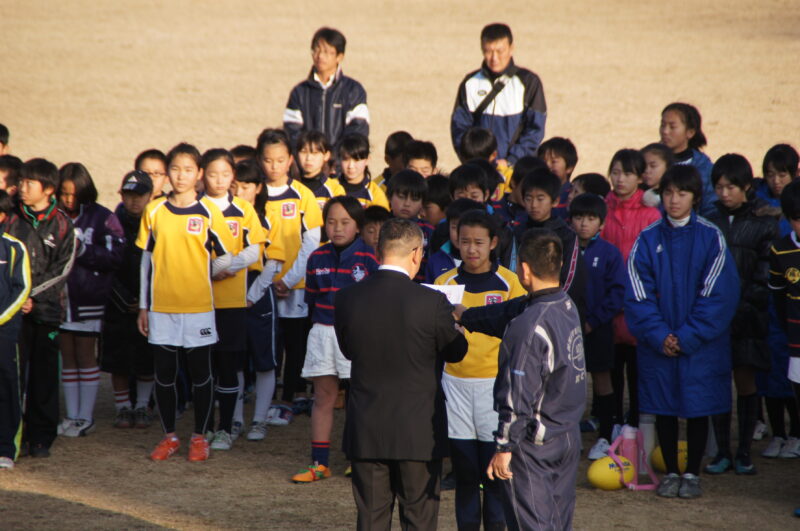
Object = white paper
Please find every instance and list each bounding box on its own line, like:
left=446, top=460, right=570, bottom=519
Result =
left=423, top=283, right=465, bottom=305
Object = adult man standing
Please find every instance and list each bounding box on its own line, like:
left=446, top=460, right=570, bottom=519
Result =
left=283, top=27, right=370, bottom=150
left=334, top=219, right=468, bottom=530
left=451, top=23, right=547, bottom=166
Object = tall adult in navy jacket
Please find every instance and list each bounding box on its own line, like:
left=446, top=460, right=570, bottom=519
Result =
left=283, top=27, right=369, bottom=151
left=451, top=23, right=546, bottom=166
left=334, top=219, right=467, bottom=531
left=625, top=165, right=740, bottom=499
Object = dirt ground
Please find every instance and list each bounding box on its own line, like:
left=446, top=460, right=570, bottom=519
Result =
left=2, top=0, right=800, bottom=529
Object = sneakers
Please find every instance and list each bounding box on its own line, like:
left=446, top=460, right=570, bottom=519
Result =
left=656, top=473, right=681, bottom=498
left=133, top=407, right=152, bottom=429
left=57, top=418, right=77, bottom=435
left=210, top=430, right=233, bottom=451
left=752, top=420, right=768, bottom=441
left=266, top=405, right=294, bottom=426
left=588, top=438, right=611, bottom=461
left=678, top=473, right=702, bottom=499
left=150, top=436, right=180, bottom=461
left=231, top=421, right=243, bottom=441
left=734, top=456, right=757, bottom=475
left=114, top=407, right=133, bottom=429
left=292, top=397, right=313, bottom=416
left=188, top=434, right=210, bottom=462
left=64, top=419, right=95, bottom=437
left=580, top=417, right=599, bottom=433
left=779, top=437, right=800, bottom=458
left=762, top=436, right=785, bottom=458
left=0, top=457, right=14, bottom=469
left=246, top=421, right=269, bottom=441
left=704, top=455, right=732, bottom=475
left=441, top=471, right=457, bottom=491
left=292, top=464, right=331, bottom=483
left=29, top=443, right=50, bottom=458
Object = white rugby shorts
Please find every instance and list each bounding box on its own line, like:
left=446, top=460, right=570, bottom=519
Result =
left=147, top=311, right=217, bottom=348
left=442, top=372, right=498, bottom=442
left=301, top=323, right=350, bottom=379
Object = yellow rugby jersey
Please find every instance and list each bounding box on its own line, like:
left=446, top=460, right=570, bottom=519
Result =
left=212, top=195, right=269, bottom=309
left=301, top=176, right=345, bottom=211
left=264, top=178, right=323, bottom=289
left=339, top=176, right=390, bottom=209
left=136, top=196, right=236, bottom=314
left=436, top=264, right=526, bottom=378
left=491, top=165, right=514, bottom=202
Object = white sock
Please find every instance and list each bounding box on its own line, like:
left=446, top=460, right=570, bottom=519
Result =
left=77, top=366, right=101, bottom=422
left=114, top=389, right=131, bottom=411
left=135, top=378, right=155, bottom=410
left=62, top=368, right=80, bottom=419
left=233, top=371, right=245, bottom=424
left=252, top=370, right=276, bottom=423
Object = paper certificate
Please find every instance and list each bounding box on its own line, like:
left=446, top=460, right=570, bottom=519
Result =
left=422, top=283, right=465, bottom=305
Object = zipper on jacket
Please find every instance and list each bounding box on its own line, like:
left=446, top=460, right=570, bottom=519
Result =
left=321, top=88, right=327, bottom=137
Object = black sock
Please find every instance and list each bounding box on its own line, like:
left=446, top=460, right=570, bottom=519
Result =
left=686, top=416, right=709, bottom=476
left=711, top=412, right=732, bottom=459
left=597, top=393, right=615, bottom=442
left=765, top=396, right=787, bottom=439
left=736, top=393, right=758, bottom=461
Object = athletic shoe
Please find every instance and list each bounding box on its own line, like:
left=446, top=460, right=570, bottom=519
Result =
left=188, top=434, right=210, bottom=462
left=266, top=405, right=293, bottom=426
left=150, top=436, right=180, bottom=461
left=656, top=473, right=680, bottom=498
left=114, top=407, right=133, bottom=429
left=210, top=430, right=233, bottom=451
left=779, top=437, right=800, bottom=458
left=588, top=438, right=611, bottom=460
left=133, top=407, right=152, bottom=429
left=246, top=421, right=269, bottom=441
left=0, top=457, right=14, bottom=469
left=704, top=455, right=732, bottom=474
left=29, top=443, right=50, bottom=458
left=292, top=397, right=313, bottom=416
left=580, top=417, right=599, bottom=433
left=441, top=471, right=456, bottom=491
left=57, top=418, right=76, bottom=436
left=64, top=419, right=95, bottom=438
left=678, top=473, right=702, bottom=499
left=292, top=464, right=331, bottom=483
left=734, top=457, right=757, bottom=475
left=752, top=420, right=768, bottom=441
left=762, top=436, right=785, bottom=458
left=231, top=421, right=243, bottom=441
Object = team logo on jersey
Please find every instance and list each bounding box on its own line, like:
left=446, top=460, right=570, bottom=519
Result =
left=315, top=267, right=331, bottom=276
left=227, top=220, right=240, bottom=238
left=567, top=327, right=586, bottom=382
left=477, top=89, right=488, bottom=97
left=592, top=257, right=599, bottom=268
left=282, top=203, right=297, bottom=219
left=485, top=294, right=503, bottom=305
left=787, top=267, right=800, bottom=284
left=187, top=217, right=203, bottom=234
left=352, top=264, right=366, bottom=282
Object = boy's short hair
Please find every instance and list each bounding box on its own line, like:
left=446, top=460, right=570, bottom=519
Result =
left=0, top=124, right=8, bottom=146
left=459, top=127, right=497, bottom=161
left=458, top=209, right=498, bottom=240
left=0, top=190, right=14, bottom=215
left=781, top=180, right=800, bottom=220
left=572, top=173, right=611, bottom=197
left=763, top=144, right=800, bottom=178
left=569, top=193, right=608, bottom=222
left=403, top=140, right=438, bottom=168
left=0, top=155, right=23, bottom=188
left=59, top=162, right=99, bottom=205
left=20, top=158, right=59, bottom=191
left=323, top=195, right=365, bottom=230
left=166, top=143, right=202, bottom=168
left=609, top=148, right=645, bottom=176
left=711, top=153, right=753, bottom=189
left=424, top=175, right=452, bottom=210
left=385, top=131, right=414, bottom=159
left=538, top=137, right=578, bottom=170
left=135, top=149, right=167, bottom=170
left=519, top=228, right=562, bottom=282
left=510, top=156, right=547, bottom=189
left=446, top=198, right=485, bottom=221
left=312, top=27, right=346, bottom=55
left=521, top=169, right=561, bottom=202
left=387, top=170, right=427, bottom=201
left=230, top=144, right=256, bottom=160
left=449, top=163, right=490, bottom=199
left=364, top=205, right=391, bottom=226
left=468, top=158, right=503, bottom=195
left=296, top=130, right=331, bottom=154
left=659, top=165, right=703, bottom=206
left=481, top=23, right=513, bottom=44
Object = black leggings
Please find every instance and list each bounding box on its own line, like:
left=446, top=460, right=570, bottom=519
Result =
left=279, top=317, right=310, bottom=403
left=612, top=344, right=639, bottom=427
left=765, top=396, right=800, bottom=439
left=213, top=349, right=240, bottom=433
left=154, top=345, right=213, bottom=435
left=656, top=415, right=708, bottom=476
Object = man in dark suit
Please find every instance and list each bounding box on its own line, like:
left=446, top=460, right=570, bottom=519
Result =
left=334, top=218, right=468, bottom=530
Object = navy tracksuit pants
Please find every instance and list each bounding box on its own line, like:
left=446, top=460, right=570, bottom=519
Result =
left=0, top=336, right=22, bottom=459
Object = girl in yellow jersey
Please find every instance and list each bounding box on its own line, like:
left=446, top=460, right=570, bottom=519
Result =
left=337, top=133, right=389, bottom=210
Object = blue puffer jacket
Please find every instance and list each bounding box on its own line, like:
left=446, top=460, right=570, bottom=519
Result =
left=625, top=212, right=740, bottom=417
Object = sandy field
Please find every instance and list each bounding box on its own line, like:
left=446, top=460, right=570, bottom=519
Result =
left=2, top=0, right=800, bottom=529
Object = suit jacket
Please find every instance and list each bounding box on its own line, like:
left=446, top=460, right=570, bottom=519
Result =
left=334, top=269, right=468, bottom=461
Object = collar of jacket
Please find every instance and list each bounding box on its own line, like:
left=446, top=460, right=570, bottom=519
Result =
left=662, top=209, right=698, bottom=229
left=306, top=66, right=343, bottom=88
left=607, top=188, right=646, bottom=210
left=21, top=196, right=57, bottom=228
left=526, top=286, right=562, bottom=305
left=481, top=58, right=518, bottom=82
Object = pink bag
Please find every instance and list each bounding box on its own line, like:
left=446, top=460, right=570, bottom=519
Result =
left=608, top=425, right=659, bottom=491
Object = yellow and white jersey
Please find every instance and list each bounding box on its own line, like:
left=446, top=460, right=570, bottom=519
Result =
left=340, top=176, right=390, bottom=210
left=301, top=176, right=345, bottom=211
left=436, top=264, right=526, bottom=378
left=136, top=196, right=235, bottom=314
left=212, top=195, right=269, bottom=309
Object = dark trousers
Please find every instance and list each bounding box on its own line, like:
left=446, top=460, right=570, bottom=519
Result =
left=612, top=343, right=639, bottom=427
left=19, top=319, right=60, bottom=448
left=450, top=439, right=505, bottom=530
left=500, top=430, right=580, bottom=531
left=351, top=458, right=442, bottom=531
left=278, top=317, right=310, bottom=402
left=0, top=337, right=22, bottom=459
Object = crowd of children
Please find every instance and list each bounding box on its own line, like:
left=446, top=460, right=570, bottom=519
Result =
left=1, top=25, right=800, bottom=524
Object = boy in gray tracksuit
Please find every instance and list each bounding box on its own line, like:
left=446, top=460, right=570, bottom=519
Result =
left=487, top=228, right=586, bottom=530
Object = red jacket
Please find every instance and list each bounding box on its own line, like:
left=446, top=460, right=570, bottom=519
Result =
left=601, top=189, right=661, bottom=344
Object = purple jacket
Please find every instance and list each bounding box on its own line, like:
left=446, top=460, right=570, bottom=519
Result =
left=64, top=203, right=125, bottom=322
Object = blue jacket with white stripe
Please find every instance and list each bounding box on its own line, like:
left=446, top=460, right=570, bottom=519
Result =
left=451, top=60, right=547, bottom=165
left=625, top=212, right=740, bottom=417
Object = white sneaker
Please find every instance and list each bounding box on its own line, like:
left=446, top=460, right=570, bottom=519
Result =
left=210, top=430, right=233, bottom=450
left=64, top=419, right=95, bottom=437
left=231, top=421, right=243, bottom=441
left=778, top=437, right=800, bottom=458
left=752, top=420, right=768, bottom=441
left=266, top=405, right=293, bottom=426
left=0, top=457, right=14, bottom=469
left=57, top=418, right=77, bottom=435
left=588, top=438, right=611, bottom=460
left=762, top=436, right=785, bottom=458
left=247, top=421, right=269, bottom=441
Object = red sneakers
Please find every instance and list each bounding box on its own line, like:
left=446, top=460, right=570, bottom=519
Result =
left=150, top=436, right=180, bottom=461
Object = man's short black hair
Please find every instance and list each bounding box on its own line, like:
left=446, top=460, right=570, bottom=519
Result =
left=311, top=27, right=346, bottom=55
left=385, top=131, right=414, bottom=159
left=20, top=158, right=59, bottom=191
left=0, top=124, right=8, bottom=146
left=538, top=137, right=578, bottom=171
left=449, top=163, right=490, bottom=199
left=521, top=169, right=561, bottom=202
left=364, top=205, right=391, bottom=226
left=711, top=153, right=753, bottom=190
left=424, top=175, right=451, bottom=211
left=659, top=165, right=703, bottom=208
left=403, top=140, right=438, bottom=168
left=0, top=155, right=23, bottom=188
left=569, top=193, right=608, bottom=222
left=481, top=23, right=513, bottom=44
left=387, top=170, right=427, bottom=202
left=459, top=127, right=497, bottom=162
left=572, top=173, right=611, bottom=197
left=445, top=198, right=484, bottom=221
left=519, top=229, right=562, bottom=282
left=377, top=218, right=423, bottom=258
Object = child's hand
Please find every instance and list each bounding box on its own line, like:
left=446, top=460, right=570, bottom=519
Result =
left=662, top=334, right=679, bottom=357
left=273, top=280, right=290, bottom=298
left=452, top=304, right=467, bottom=323
left=137, top=309, right=149, bottom=337
left=487, top=452, right=513, bottom=481
left=21, top=298, right=34, bottom=314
